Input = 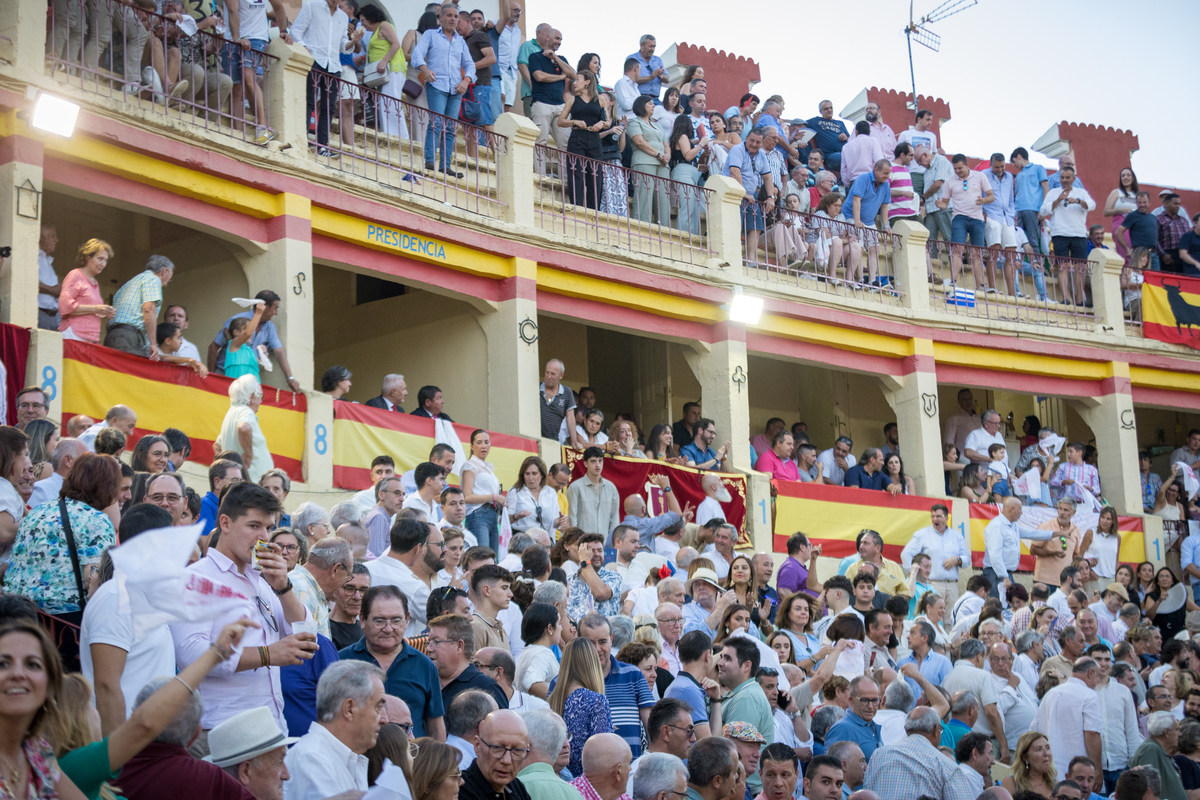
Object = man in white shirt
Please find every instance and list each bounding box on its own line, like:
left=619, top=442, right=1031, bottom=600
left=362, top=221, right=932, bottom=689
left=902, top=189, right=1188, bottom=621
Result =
left=816, top=436, right=856, bottom=486
left=365, top=517, right=446, bottom=639
left=701, top=523, right=737, bottom=580
left=1031, top=658, right=1104, bottom=781
left=812, top=575, right=864, bottom=644
left=942, top=638, right=1010, bottom=763
left=477, top=647, right=551, bottom=713
left=954, top=733, right=993, bottom=798
left=614, top=57, right=641, bottom=124
left=964, top=409, right=1007, bottom=467
left=29, top=438, right=86, bottom=508
left=37, top=223, right=61, bottom=330
left=1047, top=566, right=1082, bottom=622
left=226, top=0, right=293, bottom=146
left=494, top=1, right=522, bottom=110
left=1039, top=165, right=1096, bottom=305
left=401, top=462, right=447, bottom=522
left=1013, top=630, right=1044, bottom=688
left=1090, top=644, right=1142, bottom=778
left=171, top=483, right=318, bottom=746
left=900, top=503, right=970, bottom=603
left=988, top=643, right=1038, bottom=760
left=284, top=660, right=387, bottom=800
left=694, top=473, right=729, bottom=528
left=79, top=404, right=138, bottom=452
left=290, top=0, right=356, bottom=154
left=163, top=305, right=202, bottom=362
left=982, top=497, right=1054, bottom=601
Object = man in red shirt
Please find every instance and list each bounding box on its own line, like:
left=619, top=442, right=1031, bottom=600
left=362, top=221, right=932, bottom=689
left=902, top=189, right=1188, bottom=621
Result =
left=754, top=430, right=799, bottom=481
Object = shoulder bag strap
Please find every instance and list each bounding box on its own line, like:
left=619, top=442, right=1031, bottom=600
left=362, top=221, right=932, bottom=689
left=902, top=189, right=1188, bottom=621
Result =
left=59, top=496, right=88, bottom=611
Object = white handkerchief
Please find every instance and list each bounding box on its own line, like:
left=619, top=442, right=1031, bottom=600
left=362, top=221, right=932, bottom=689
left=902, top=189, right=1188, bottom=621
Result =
left=231, top=297, right=261, bottom=308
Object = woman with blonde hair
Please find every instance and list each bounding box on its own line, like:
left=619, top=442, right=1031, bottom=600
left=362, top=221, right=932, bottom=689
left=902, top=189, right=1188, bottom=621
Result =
left=1000, top=731, right=1057, bottom=798
left=549, top=637, right=613, bottom=778
left=409, top=740, right=463, bottom=800
left=609, top=420, right=646, bottom=458
left=58, top=239, right=116, bottom=342
left=1164, top=667, right=1193, bottom=716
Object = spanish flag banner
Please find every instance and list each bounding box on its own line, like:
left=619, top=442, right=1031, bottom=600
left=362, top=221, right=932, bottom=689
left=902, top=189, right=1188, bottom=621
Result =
left=331, top=401, right=539, bottom=490
left=60, top=340, right=307, bottom=480
left=1143, top=271, right=1200, bottom=350
left=561, top=449, right=749, bottom=545
left=772, top=480, right=942, bottom=560
left=968, top=503, right=1145, bottom=570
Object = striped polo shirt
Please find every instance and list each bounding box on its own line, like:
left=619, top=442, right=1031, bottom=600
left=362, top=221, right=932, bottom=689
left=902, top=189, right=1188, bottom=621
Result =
left=602, top=656, right=656, bottom=757
left=540, top=382, right=576, bottom=440
left=889, top=162, right=919, bottom=219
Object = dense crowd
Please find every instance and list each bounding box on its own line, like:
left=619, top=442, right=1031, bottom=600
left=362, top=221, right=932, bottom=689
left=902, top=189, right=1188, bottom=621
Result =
left=0, top=346, right=1199, bottom=800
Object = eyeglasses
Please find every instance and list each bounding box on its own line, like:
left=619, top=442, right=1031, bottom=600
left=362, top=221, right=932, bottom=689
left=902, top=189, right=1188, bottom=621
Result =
left=478, top=738, right=530, bottom=762
left=665, top=724, right=696, bottom=739
left=148, top=493, right=183, bottom=504
left=963, top=179, right=969, bottom=190
left=426, top=540, right=448, bottom=550
left=395, top=721, right=413, bottom=736
left=278, top=544, right=300, bottom=553
left=756, top=667, right=779, bottom=677
left=658, top=617, right=683, bottom=625
left=256, top=596, right=278, bottom=632
left=473, top=661, right=498, bottom=672
left=370, top=617, right=407, bottom=629
left=17, top=402, right=46, bottom=411
left=853, top=696, right=881, bottom=705
left=427, top=637, right=459, bottom=647
left=342, top=585, right=367, bottom=596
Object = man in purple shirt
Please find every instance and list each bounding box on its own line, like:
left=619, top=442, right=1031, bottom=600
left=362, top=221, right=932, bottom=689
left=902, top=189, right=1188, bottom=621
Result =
left=777, top=531, right=819, bottom=597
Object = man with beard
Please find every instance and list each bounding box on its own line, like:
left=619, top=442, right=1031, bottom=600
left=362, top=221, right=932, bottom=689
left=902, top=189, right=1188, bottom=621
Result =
left=695, top=473, right=732, bottom=528
left=365, top=517, right=446, bottom=639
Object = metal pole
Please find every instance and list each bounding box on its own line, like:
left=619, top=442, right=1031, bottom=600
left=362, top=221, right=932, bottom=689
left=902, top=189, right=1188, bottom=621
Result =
left=907, top=28, right=917, bottom=112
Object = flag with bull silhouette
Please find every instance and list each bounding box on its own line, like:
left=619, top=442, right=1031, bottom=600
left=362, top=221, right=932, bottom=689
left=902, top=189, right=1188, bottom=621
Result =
left=1143, top=272, right=1200, bottom=349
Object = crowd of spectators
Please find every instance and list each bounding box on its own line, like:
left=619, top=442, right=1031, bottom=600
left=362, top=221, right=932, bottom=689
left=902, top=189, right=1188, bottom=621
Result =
left=2, top=344, right=1200, bottom=800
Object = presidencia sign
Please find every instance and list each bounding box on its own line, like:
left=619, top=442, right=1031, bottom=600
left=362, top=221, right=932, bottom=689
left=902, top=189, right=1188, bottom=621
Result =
left=309, top=207, right=511, bottom=278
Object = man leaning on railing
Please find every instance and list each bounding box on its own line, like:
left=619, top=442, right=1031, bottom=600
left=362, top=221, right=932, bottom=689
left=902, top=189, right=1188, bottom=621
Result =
left=411, top=3, right=477, bottom=178
left=291, top=0, right=356, bottom=157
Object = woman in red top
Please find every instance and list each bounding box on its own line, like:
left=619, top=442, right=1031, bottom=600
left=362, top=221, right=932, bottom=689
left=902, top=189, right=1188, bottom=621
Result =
left=58, top=239, right=115, bottom=343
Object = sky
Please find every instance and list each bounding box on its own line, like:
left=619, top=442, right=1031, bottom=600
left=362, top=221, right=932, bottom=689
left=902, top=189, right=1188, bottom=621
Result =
left=532, top=0, right=1200, bottom=190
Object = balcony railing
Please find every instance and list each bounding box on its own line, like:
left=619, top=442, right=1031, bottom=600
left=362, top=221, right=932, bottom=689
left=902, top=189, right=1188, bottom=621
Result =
left=741, top=202, right=905, bottom=305
left=46, top=0, right=277, bottom=145
left=532, top=145, right=715, bottom=266
left=1123, top=259, right=1145, bottom=337
left=308, top=70, right=506, bottom=218
left=927, top=239, right=1095, bottom=330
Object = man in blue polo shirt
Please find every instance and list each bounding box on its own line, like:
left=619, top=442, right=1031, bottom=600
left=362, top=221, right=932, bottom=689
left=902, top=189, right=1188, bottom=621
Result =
left=627, top=34, right=666, bottom=97
left=896, top=621, right=952, bottom=699
left=841, top=160, right=893, bottom=289
left=552, top=613, right=655, bottom=758
left=842, top=448, right=893, bottom=493
left=207, top=289, right=301, bottom=392
left=338, top=584, right=446, bottom=739
left=805, top=99, right=849, bottom=173
left=823, top=676, right=882, bottom=761
left=680, top=417, right=730, bottom=471
left=1011, top=147, right=1049, bottom=257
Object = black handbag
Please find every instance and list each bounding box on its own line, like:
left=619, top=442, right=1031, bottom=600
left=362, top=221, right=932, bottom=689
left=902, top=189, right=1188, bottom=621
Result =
left=41, top=497, right=89, bottom=671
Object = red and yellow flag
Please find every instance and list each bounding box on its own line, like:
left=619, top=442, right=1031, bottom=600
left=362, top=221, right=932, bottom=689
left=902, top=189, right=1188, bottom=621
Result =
left=1143, top=272, right=1200, bottom=350
left=967, top=503, right=1145, bottom=570
left=331, top=401, right=538, bottom=490
left=60, top=340, right=307, bottom=480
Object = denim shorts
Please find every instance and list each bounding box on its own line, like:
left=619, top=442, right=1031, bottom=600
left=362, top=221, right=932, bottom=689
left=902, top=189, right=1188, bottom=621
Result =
left=473, top=83, right=495, bottom=127
left=222, top=37, right=267, bottom=85
left=741, top=199, right=765, bottom=232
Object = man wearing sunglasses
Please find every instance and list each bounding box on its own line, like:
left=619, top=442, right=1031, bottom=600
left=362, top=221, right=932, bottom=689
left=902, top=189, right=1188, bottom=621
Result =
left=935, top=153, right=996, bottom=290
left=461, top=710, right=534, bottom=800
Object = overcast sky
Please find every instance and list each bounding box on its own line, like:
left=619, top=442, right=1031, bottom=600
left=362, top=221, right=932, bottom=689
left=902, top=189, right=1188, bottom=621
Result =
left=534, top=0, right=1199, bottom=190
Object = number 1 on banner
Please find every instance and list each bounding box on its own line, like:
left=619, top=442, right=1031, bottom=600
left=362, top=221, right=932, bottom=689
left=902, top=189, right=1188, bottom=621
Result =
left=760, top=499, right=768, bottom=525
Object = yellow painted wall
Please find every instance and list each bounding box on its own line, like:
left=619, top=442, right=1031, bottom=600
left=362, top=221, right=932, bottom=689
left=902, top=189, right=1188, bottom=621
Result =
left=312, top=265, right=490, bottom=424
left=537, top=315, right=590, bottom=389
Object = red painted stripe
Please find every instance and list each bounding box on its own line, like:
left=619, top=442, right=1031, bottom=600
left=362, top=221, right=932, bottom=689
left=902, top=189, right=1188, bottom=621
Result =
left=313, top=235, right=503, bottom=301
left=537, top=292, right=719, bottom=343
left=935, top=363, right=1103, bottom=399
left=745, top=332, right=903, bottom=376
left=333, top=400, right=538, bottom=453
left=63, top=340, right=308, bottom=412
left=334, top=464, right=372, bottom=488
left=773, top=478, right=945, bottom=512
left=497, top=276, right=537, bottom=303
left=0, top=135, right=44, bottom=168
left=1131, top=385, right=1200, bottom=410
left=265, top=214, right=312, bottom=243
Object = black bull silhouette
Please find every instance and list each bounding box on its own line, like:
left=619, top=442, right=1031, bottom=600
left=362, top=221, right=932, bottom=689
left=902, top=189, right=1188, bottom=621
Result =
left=1163, top=279, right=1200, bottom=337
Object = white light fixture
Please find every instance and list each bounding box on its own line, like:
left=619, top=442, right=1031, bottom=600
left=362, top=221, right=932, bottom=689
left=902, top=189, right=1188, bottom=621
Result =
left=728, top=285, right=764, bottom=326
left=29, top=91, right=80, bottom=138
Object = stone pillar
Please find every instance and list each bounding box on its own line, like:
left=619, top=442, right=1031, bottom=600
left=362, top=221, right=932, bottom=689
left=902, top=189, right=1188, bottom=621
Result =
left=892, top=220, right=931, bottom=313
left=877, top=339, right=946, bottom=497
left=0, top=129, right=45, bottom=328
left=683, top=322, right=751, bottom=473
left=1065, top=362, right=1141, bottom=516
left=494, top=113, right=538, bottom=228
left=0, top=0, right=46, bottom=75
left=233, top=193, right=313, bottom=390
left=704, top=175, right=746, bottom=271
left=266, top=38, right=315, bottom=155
left=26, top=329, right=64, bottom=422
left=1143, top=514, right=1166, bottom=569
left=474, top=257, right=542, bottom=440
left=1089, top=248, right=1126, bottom=338
left=744, top=471, right=773, bottom=554
left=303, top=390, right=333, bottom=490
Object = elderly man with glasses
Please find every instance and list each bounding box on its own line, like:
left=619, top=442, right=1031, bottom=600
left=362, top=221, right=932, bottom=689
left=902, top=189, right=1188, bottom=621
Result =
left=461, top=710, right=534, bottom=800
left=287, top=537, right=352, bottom=639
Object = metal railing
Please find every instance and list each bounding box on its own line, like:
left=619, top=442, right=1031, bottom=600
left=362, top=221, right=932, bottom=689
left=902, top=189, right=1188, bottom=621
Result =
left=308, top=70, right=505, bottom=218
left=1123, top=260, right=1145, bottom=337
left=532, top=145, right=715, bottom=265
left=45, top=0, right=278, bottom=145
left=741, top=201, right=905, bottom=305
left=927, top=238, right=1095, bottom=329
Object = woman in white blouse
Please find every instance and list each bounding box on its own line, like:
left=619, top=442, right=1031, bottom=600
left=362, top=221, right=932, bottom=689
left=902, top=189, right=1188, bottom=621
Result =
left=461, top=429, right=505, bottom=554
left=515, top=601, right=563, bottom=699
left=506, top=456, right=562, bottom=534
left=574, top=408, right=609, bottom=450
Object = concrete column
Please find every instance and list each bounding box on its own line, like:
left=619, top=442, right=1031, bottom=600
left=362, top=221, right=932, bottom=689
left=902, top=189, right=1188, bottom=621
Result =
left=683, top=323, right=751, bottom=474
left=474, top=257, right=542, bottom=440
left=1143, top=514, right=1166, bottom=569
left=878, top=339, right=946, bottom=497
left=744, top=471, right=773, bottom=554
left=704, top=175, right=746, bottom=271
left=494, top=114, right=538, bottom=228
left=0, top=0, right=46, bottom=75
left=266, top=38, right=315, bottom=155
left=0, top=130, right=45, bottom=328
left=233, top=193, right=313, bottom=390
left=1065, top=361, right=1141, bottom=516
left=26, top=329, right=64, bottom=420
left=893, top=220, right=931, bottom=313
left=1089, top=248, right=1126, bottom=338
left=303, top=390, right=333, bottom=490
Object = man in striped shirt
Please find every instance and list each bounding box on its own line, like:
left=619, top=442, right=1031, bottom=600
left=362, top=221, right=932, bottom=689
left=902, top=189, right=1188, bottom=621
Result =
left=1050, top=442, right=1102, bottom=506
left=540, top=359, right=580, bottom=447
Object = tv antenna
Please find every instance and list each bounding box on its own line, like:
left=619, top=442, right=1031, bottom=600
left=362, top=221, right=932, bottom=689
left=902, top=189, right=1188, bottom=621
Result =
left=904, top=0, right=978, bottom=110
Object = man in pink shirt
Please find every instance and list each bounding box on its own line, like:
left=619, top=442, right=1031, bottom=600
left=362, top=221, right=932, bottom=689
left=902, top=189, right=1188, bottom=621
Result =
left=754, top=430, right=799, bottom=481
left=750, top=418, right=786, bottom=462
left=850, top=102, right=897, bottom=161
left=936, top=153, right=995, bottom=288
left=839, top=121, right=885, bottom=185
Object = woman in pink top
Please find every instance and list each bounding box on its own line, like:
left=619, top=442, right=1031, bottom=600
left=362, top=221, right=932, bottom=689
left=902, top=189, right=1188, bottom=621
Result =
left=58, top=239, right=115, bottom=343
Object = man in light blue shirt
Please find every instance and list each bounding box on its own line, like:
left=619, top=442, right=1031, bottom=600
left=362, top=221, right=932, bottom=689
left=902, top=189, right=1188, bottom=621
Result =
left=982, top=154, right=1017, bottom=294
left=841, top=161, right=893, bottom=289
left=899, top=504, right=970, bottom=603
left=982, top=497, right=1054, bottom=600
left=1181, top=528, right=1200, bottom=602
left=1047, top=154, right=1086, bottom=191
left=627, top=34, right=666, bottom=97
left=1011, top=147, right=1049, bottom=255
left=411, top=3, right=477, bottom=175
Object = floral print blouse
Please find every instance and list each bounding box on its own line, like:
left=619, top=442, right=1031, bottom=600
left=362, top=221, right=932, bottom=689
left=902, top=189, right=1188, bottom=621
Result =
left=5, top=498, right=116, bottom=614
